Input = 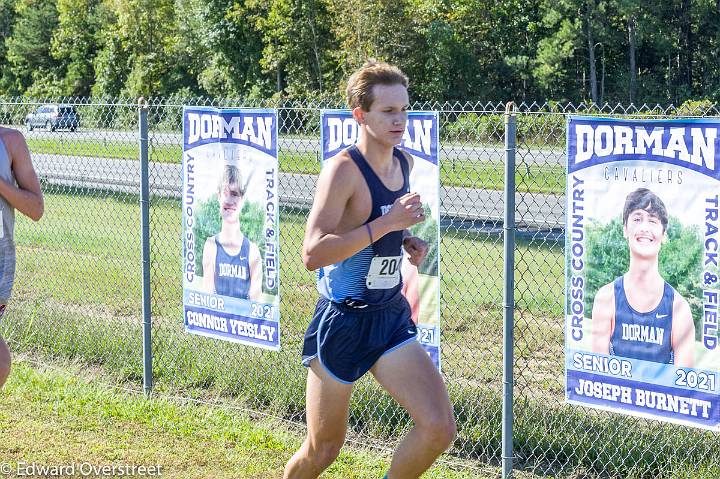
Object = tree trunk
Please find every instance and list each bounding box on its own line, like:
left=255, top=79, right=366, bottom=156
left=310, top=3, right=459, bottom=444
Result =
left=586, top=12, right=598, bottom=104
left=628, top=15, right=637, bottom=104
left=308, top=17, right=323, bottom=92
left=678, top=0, right=693, bottom=96
left=600, top=46, right=605, bottom=105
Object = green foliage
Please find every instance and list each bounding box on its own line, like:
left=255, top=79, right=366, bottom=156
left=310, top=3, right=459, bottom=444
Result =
left=193, top=196, right=275, bottom=295
left=584, top=217, right=704, bottom=337
left=193, top=0, right=269, bottom=98
left=1, top=0, right=720, bottom=106
left=91, top=35, right=127, bottom=98
left=443, top=113, right=503, bottom=143
left=50, top=0, right=101, bottom=96
left=251, top=0, right=337, bottom=99
left=410, top=19, right=459, bottom=101
left=0, top=0, right=16, bottom=93
left=532, top=4, right=580, bottom=100
left=75, top=102, right=120, bottom=129
left=325, top=0, right=413, bottom=77
left=675, top=99, right=717, bottom=117
left=3, top=0, right=60, bottom=95
left=442, top=112, right=565, bottom=146
left=192, top=196, right=221, bottom=277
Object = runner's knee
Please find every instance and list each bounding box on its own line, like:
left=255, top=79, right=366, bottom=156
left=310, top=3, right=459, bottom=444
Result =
left=308, top=439, right=343, bottom=470
left=418, top=411, right=456, bottom=450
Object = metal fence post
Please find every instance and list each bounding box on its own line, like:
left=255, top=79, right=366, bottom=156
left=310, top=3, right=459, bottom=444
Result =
left=139, top=97, right=153, bottom=395
left=502, top=101, right=517, bottom=479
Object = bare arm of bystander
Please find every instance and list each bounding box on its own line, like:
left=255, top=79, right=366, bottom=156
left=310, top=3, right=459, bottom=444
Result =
left=0, top=129, right=44, bottom=221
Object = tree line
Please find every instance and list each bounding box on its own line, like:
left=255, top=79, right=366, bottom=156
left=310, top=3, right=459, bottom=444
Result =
left=1, top=0, right=719, bottom=105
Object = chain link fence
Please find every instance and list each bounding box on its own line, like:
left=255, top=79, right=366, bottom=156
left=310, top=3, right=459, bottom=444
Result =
left=2, top=97, right=719, bottom=478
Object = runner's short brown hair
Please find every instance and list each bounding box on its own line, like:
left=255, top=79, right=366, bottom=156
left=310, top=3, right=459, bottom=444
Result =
left=346, top=61, right=408, bottom=111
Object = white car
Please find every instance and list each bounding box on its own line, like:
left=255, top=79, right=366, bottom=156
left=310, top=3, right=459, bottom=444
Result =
left=25, top=104, right=80, bottom=132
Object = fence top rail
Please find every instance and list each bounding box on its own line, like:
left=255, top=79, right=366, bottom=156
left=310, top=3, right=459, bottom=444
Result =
left=2, top=97, right=719, bottom=117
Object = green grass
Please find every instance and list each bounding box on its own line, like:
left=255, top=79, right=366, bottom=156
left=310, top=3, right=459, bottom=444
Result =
left=5, top=190, right=719, bottom=478
left=441, top=162, right=564, bottom=194
left=0, top=359, right=479, bottom=479
left=27, top=137, right=183, bottom=164
left=25, top=137, right=566, bottom=194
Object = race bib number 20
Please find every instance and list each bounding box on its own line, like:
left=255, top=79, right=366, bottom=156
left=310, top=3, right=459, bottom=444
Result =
left=366, top=256, right=402, bottom=289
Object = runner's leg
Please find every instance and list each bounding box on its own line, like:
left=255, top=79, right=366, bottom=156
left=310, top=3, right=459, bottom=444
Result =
left=371, top=341, right=456, bottom=479
left=284, top=359, right=354, bottom=479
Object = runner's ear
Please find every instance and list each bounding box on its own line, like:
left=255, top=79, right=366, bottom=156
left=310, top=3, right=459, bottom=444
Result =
left=352, top=106, right=365, bottom=125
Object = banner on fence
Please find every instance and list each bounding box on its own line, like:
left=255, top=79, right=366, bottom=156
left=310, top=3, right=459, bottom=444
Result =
left=565, top=116, right=720, bottom=430
left=182, top=107, right=280, bottom=350
left=320, top=110, right=442, bottom=369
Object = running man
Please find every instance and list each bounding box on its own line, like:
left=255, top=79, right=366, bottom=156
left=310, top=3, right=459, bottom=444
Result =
left=0, top=126, right=44, bottom=388
left=284, top=61, right=455, bottom=479
left=202, top=164, right=262, bottom=301
left=591, top=187, right=695, bottom=367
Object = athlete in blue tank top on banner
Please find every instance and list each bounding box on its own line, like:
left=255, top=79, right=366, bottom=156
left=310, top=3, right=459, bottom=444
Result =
left=591, top=188, right=695, bottom=367
left=284, top=61, right=455, bottom=479
left=202, top=164, right=262, bottom=301
left=0, top=126, right=44, bottom=389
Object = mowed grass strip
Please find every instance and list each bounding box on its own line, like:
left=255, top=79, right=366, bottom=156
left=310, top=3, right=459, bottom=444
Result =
left=27, top=137, right=164, bottom=162
left=0, top=359, right=479, bottom=479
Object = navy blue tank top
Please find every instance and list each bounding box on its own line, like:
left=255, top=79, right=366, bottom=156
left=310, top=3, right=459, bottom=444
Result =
left=611, top=276, right=675, bottom=364
left=214, top=235, right=251, bottom=299
left=317, top=145, right=410, bottom=304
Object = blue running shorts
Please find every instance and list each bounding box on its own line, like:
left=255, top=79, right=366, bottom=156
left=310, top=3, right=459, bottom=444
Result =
left=301, top=293, right=418, bottom=384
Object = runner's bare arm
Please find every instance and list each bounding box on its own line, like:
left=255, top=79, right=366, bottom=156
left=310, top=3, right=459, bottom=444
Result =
left=0, top=130, right=43, bottom=220
left=302, top=156, right=424, bottom=271
left=672, top=296, right=695, bottom=368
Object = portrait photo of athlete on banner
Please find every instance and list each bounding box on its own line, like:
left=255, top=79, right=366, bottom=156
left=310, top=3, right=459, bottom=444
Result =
left=590, top=187, right=695, bottom=368
left=182, top=107, right=280, bottom=350
left=201, top=163, right=263, bottom=301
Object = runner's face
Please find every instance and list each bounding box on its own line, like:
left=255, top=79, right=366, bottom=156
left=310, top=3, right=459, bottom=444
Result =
left=624, top=208, right=665, bottom=259
left=219, top=184, right=243, bottom=223
left=356, top=83, right=409, bottom=147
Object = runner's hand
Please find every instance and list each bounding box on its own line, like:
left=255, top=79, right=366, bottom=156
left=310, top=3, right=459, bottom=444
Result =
left=403, top=236, right=428, bottom=266
left=385, top=192, right=425, bottom=230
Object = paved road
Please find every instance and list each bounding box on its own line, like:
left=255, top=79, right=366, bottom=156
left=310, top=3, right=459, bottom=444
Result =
left=33, top=153, right=565, bottom=228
